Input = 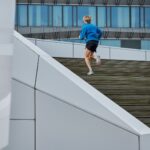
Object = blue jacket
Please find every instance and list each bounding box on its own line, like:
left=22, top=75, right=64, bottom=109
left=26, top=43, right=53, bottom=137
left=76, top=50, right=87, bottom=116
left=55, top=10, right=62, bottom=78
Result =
left=79, top=23, right=102, bottom=43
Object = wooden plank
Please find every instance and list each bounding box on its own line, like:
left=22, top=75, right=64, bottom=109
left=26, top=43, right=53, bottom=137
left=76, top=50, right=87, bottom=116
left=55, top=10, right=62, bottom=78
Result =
left=56, top=58, right=150, bottom=127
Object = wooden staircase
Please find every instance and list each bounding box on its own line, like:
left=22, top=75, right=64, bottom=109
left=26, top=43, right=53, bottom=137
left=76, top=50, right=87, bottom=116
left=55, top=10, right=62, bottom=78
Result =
left=56, top=58, right=150, bottom=127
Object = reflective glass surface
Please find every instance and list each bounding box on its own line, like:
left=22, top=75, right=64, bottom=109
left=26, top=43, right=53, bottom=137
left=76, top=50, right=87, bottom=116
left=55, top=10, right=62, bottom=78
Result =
left=17, top=5, right=27, bottom=26
left=73, top=6, right=77, bottom=27
left=111, top=7, right=129, bottom=27
left=49, top=6, right=52, bottom=26
left=60, top=39, right=122, bottom=48
left=29, top=5, right=48, bottom=26
left=98, top=7, right=106, bottom=27
left=53, top=6, right=62, bottom=27
left=131, top=7, right=140, bottom=28
left=63, top=6, right=72, bottom=27
left=29, top=5, right=41, bottom=26
left=100, top=40, right=121, bottom=47
left=145, top=8, right=150, bottom=28
left=141, top=40, right=150, bottom=50
left=107, top=7, right=111, bottom=27
left=16, top=4, right=150, bottom=29
left=59, top=39, right=150, bottom=50
left=41, top=5, right=49, bottom=26
left=140, top=7, right=144, bottom=27
left=77, top=6, right=96, bottom=26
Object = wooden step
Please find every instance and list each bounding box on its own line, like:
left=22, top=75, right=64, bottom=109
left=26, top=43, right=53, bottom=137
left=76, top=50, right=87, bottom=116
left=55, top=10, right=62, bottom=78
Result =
left=56, top=58, right=150, bottom=127
left=106, top=95, right=150, bottom=106
left=138, top=118, right=150, bottom=126
left=122, top=106, right=150, bottom=117
left=97, top=89, right=150, bottom=95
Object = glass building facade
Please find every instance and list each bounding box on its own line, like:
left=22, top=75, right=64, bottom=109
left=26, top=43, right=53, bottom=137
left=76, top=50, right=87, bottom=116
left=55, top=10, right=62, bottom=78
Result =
left=16, top=4, right=150, bottom=50
left=16, top=4, right=150, bottom=28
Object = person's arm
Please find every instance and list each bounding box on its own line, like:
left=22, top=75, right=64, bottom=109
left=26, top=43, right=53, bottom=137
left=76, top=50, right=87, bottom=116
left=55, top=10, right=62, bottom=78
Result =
left=96, top=27, right=102, bottom=40
left=79, top=26, right=87, bottom=40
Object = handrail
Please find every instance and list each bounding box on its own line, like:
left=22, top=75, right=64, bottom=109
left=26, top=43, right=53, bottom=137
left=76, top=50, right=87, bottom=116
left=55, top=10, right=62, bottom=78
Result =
left=27, top=37, right=150, bottom=62
left=28, top=37, right=150, bottom=52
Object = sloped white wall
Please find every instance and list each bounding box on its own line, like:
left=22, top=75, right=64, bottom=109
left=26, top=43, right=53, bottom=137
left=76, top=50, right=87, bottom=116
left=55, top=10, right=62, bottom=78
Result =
left=0, top=0, right=15, bottom=149
left=8, top=31, right=150, bottom=150
left=36, top=56, right=147, bottom=134
left=36, top=90, right=139, bottom=150
left=13, top=38, right=39, bottom=87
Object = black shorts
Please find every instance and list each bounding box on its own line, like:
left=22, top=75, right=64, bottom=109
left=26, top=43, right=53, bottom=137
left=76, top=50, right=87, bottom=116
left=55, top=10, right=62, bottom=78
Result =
left=86, top=40, right=99, bottom=52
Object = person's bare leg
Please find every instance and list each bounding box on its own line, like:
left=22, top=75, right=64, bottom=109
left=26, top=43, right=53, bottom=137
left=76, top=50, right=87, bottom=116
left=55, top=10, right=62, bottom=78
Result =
left=84, top=49, right=94, bottom=75
left=93, top=52, right=101, bottom=65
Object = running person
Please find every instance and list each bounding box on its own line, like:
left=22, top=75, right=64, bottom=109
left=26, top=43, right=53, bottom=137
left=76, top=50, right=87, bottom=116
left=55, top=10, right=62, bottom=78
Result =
left=79, top=16, right=102, bottom=75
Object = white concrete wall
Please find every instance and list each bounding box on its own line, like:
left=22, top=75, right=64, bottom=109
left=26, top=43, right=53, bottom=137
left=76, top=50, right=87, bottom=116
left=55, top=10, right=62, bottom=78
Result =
left=11, top=80, right=34, bottom=119
left=146, top=51, right=150, bottom=61
left=110, top=47, right=146, bottom=61
left=36, top=91, right=139, bottom=150
left=10, top=31, right=150, bottom=150
left=37, top=40, right=74, bottom=58
left=3, top=120, right=34, bottom=150
left=4, top=35, right=39, bottom=150
left=0, top=0, right=15, bottom=149
left=28, top=38, right=150, bottom=61
left=0, top=95, right=11, bottom=150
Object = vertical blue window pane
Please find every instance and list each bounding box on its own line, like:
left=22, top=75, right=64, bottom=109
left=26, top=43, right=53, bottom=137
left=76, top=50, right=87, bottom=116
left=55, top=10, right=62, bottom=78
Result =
left=18, top=5, right=27, bottom=26
left=145, top=8, right=150, bottom=28
left=29, top=5, right=41, bottom=26
left=98, top=7, right=106, bottom=27
left=107, top=7, right=111, bottom=27
left=63, top=6, right=72, bottom=27
left=140, top=7, right=144, bottom=28
left=15, top=5, right=18, bottom=26
left=29, top=5, right=48, bottom=26
left=49, top=6, right=52, bottom=26
left=73, top=6, right=77, bottom=27
left=111, top=7, right=129, bottom=28
left=77, top=6, right=96, bottom=26
left=100, top=40, right=121, bottom=47
left=131, top=7, right=140, bottom=28
left=41, top=5, right=48, bottom=26
left=141, top=40, right=150, bottom=50
left=53, top=6, right=62, bottom=27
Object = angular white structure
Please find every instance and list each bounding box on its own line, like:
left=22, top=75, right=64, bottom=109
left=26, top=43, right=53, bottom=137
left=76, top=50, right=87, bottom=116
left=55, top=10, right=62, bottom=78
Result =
left=5, top=31, right=150, bottom=150
left=0, top=0, right=15, bottom=149
left=28, top=38, right=150, bottom=61
left=1, top=1, right=150, bottom=150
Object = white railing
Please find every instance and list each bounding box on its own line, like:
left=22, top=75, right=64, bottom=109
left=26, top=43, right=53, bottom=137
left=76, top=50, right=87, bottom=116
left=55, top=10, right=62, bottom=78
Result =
left=12, top=31, right=150, bottom=150
left=28, top=38, right=150, bottom=61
